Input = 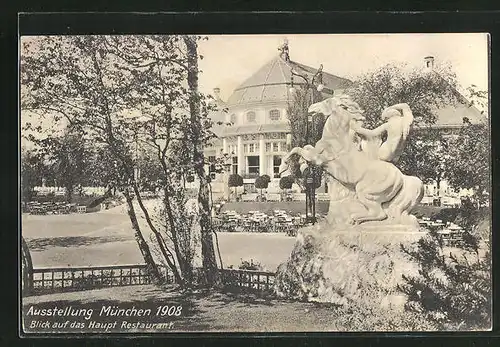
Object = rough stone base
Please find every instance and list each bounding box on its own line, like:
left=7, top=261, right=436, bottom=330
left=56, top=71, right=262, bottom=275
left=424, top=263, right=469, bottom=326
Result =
left=274, top=222, right=425, bottom=310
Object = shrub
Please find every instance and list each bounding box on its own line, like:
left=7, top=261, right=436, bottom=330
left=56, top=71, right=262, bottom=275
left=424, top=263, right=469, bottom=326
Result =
left=330, top=293, right=439, bottom=331
left=261, top=174, right=271, bottom=183
left=238, top=258, right=263, bottom=271
left=279, top=176, right=294, bottom=190
left=398, top=230, right=491, bottom=330
left=255, top=175, right=270, bottom=200
left=228, top=173, right=243, bottom=201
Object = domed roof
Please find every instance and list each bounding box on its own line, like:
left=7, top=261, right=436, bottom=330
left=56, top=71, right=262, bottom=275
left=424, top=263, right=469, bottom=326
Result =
left=226, top=55, right=352, bottom=106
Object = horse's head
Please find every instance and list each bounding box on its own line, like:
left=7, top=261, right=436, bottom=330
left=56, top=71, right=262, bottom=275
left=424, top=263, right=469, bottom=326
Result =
left=309, top=95, right=365, bottom=124
left=308, top=95, right=365, bottom=141
left=308, top=97, right=338, bottom=117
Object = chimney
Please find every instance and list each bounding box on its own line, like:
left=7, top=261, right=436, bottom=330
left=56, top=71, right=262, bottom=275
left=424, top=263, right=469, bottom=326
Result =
left=424, top=56, right=435, bottom=71
left=213, top=87, right=221, bottom=101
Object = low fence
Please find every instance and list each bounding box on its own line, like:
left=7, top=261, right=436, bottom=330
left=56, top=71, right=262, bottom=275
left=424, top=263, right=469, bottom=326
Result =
left=30, top=264, right=173, bottom=295
left=218, top=268, right=276, bottom=294
left=25, top=263, right=276, bottom=296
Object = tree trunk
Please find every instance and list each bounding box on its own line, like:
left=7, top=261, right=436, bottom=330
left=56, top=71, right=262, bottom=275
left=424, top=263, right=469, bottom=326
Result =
left=122, top=188, right=164, bottom=284
left=198, top=173, right=218, bottom=284
left=21, top=236, right=34, bottom=295
left=66, top=184, right=73, bottom=203
left=184, top=35, right=218, bottom=286
left=162, top=186, right=190, bottom=287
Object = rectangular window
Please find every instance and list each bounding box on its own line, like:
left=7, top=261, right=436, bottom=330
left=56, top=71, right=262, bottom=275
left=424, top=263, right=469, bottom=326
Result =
left=232, top=156, right=238, bottom=174
left=266, top=143, right=271, bottom=152
left=273, top=142, right=279, bottom=152
left=247, top=156, right=260, bottom=175
left=249, top=144, right=255, bottom=153
left=273, top=156, right=282, bottom=178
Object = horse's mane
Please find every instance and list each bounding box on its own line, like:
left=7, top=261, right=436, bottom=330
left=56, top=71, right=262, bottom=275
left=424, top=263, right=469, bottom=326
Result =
left=315, top=100, right=352, bottom=162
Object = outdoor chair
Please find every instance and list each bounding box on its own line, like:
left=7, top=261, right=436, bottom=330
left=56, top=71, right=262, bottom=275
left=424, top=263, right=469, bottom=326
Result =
left=77, top=206, right=87, bottom=213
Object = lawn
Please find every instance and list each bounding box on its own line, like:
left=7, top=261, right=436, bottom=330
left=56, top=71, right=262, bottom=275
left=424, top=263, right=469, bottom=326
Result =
left=21, top=284, right=436, bottom=332
left=22, top=208, right=296, bottom=271
left=20, top=202, right=452, bottom=271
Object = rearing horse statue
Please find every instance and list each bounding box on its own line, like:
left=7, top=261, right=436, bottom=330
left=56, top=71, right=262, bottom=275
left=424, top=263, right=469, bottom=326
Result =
left=281, top=96, right=423, bottom=226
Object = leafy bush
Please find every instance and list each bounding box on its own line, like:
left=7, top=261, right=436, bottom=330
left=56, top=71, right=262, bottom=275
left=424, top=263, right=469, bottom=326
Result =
left=228, top=174, right=243, bottom=201
left=72, top=270, right=115, bottom=290
left=228, top=174, right=243, bottom=188
left=238, top=259, right=263, bottom=271
left=330, top=294, right=439, bottom=331
left=398, top=230, right=491, bottom=330
left=279, top=176, right=295, bottom=190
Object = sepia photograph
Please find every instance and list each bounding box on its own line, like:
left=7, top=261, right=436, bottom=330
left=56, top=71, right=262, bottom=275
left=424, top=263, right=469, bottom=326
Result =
left=19, top=33, right=491, bottom=333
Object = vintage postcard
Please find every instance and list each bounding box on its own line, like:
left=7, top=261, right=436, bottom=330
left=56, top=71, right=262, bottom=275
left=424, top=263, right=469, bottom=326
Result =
left=20, top=32, right=491, bottom=334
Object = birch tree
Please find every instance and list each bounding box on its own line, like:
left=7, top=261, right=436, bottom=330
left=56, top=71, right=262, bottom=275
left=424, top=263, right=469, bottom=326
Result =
left=21, top=35, right=219, bottom=287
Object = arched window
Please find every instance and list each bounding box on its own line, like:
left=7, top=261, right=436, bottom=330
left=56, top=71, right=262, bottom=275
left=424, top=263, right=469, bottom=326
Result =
left=230, top=114, right=237, bottom=124
left=246, top=111, right=256, bottom=123
left=269, top=109, right=281, bottom=121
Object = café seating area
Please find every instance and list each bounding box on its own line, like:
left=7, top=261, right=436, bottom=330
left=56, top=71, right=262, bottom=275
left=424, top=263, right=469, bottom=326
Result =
left=25, top=201, right=87, bottom=215
left=213, top=210, right=322, bottom=237
left=418, top=217, right=466, bottom=246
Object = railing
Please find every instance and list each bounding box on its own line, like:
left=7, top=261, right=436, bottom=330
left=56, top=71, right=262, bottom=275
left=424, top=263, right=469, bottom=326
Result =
left=27, top=264, right=276, bottom=296
left=31, top=264, right=172, bottom=295
left=242, top=173, right=259, bottom=179
left=218, top=268, right=276, bottom=293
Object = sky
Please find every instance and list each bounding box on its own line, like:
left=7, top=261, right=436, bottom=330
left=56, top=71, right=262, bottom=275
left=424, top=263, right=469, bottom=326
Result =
left=21, top=33, right=489, bottom=150
left=197, top=33, right=489, bottom=100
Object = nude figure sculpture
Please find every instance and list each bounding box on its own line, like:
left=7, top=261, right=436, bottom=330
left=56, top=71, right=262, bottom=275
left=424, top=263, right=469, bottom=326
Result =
left=281, top=96, right=423, bottom=226
left=352, top=103, right=414, bottom=163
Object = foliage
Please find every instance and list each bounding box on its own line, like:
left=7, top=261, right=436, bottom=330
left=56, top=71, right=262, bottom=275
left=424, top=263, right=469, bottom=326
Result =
left=21, top=149, right=45, bottom=203
left=287, top=86, right=326, bottom=147
left=398, top=128, right=450, bottom=185
left=238, top=259, right=263, bottom=271
left=21, top=35, right=218, bottom=287
left=261, top=174, right=271, bottom=183
left=136, top=154, right=163, bottom=192
left=444, top=121, right=490, bottom=205
left=302, top=165, right=323, bottom=189
left=465, top=84, right=488, bottom=117
left=279, top=176, right=294, bottom=190
left=330, top=293, right=438, bottom=331
left=350, top=63, right=459, bottom=128
left=228, top=173, right=243, bottom=187
left=228, top=173, right=243, bottom=202
left=399, top=230, right=491, bottom=330
left=349, top=63, right=460, bottom=184
left=255, top=175, right=270, bottom=199
left=44, top=127, right=90, bottom=202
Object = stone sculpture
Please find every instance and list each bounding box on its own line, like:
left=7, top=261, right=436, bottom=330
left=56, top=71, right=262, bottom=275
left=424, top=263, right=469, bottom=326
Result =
left=281, top=95, right=423, bottom=226
left=275, top=96, right=425, bottom=306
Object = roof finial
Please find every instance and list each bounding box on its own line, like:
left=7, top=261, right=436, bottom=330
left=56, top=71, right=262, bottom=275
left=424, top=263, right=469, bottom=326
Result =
left=278, top=38, right=290, bottom=62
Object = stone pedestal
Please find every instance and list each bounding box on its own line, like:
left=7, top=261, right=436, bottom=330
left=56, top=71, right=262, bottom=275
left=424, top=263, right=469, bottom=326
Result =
left=274, top=222, right=425, bottom=310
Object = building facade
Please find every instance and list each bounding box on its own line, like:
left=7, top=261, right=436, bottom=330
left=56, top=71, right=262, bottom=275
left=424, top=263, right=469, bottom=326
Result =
left=204, top=43, right=352, bottom=197
left=205, top=47, right=486, bottom=202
